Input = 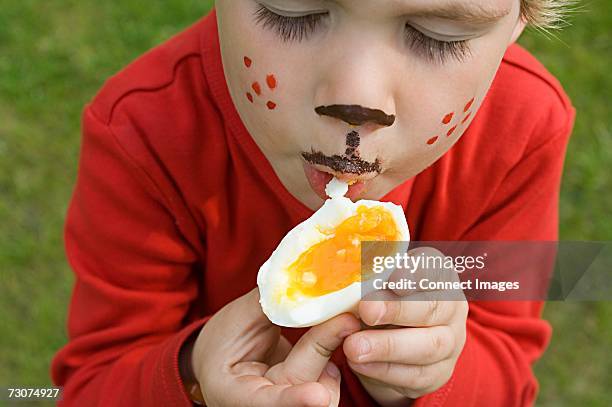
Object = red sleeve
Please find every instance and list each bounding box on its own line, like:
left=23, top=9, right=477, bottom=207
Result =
left=413, top=118, right=574, bottom=406
left=51, top=106, right=205, bottom=406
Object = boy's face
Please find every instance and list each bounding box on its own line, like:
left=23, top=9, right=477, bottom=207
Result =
left=215, top=0, right=524, bottom=209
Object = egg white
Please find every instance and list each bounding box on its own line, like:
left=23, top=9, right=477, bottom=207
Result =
left=257, top=179, right=410, bottom=328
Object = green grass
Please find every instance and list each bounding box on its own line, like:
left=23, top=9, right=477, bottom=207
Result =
left=519, top=1, right=612, bottom=405
left=0, top=1, right=609, bottom=406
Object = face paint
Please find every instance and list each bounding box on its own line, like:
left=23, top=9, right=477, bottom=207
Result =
left=461, top=112, right=472, bottom=124
left=243, top=56, right=278, bottom=111
left=302, top=128, right=379, bottom=175
left=427, top=136, right=439, bottom=145
left=346, top=131, right=360, bottom=148
left=266, top=74, right=277, bottom=90
left=446, top=125, right=458, bottom=137
left=302, top=151, right=381, bottom=175
left=315, top=105, right=395, bottom=127
left=344, top=130, right=360, bottom=157
left=252, top=82, right=262, bottom=95
left=442, top=112, right=454, bottom=124
left=464, top=98, right=475, bottom=112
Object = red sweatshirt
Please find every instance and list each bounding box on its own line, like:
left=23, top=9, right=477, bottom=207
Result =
left=51, top=10, right=575, bottom=407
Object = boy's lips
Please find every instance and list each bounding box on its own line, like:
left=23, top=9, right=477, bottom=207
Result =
left=303, top=162, right=370, bottom=201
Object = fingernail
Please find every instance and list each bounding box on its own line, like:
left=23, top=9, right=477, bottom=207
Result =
left=374, top=302, right=386, bottom=325
left=358, top=337, right=371, bottom=360
left=326, top=362, right=340, bottom=379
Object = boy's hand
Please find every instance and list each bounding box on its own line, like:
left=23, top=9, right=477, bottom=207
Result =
left=344, top=249, right=468, bottom=405
left=192, top=288, right=361, bottom=407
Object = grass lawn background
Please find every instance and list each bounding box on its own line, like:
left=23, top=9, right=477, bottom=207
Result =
left=0, top=1, right=610, bottom=405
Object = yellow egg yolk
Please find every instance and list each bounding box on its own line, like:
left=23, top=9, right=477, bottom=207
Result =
left=285, top=205, right=400, bottom=299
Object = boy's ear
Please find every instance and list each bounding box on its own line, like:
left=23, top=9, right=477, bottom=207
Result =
left=510, top=18, right=527, bottom=43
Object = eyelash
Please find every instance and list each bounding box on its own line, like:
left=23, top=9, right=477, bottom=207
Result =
left=254, top=4, right=328, bottom=42
left=253, top=4, right=471, bottom=64
left=404, top=24, right=471, bottom=64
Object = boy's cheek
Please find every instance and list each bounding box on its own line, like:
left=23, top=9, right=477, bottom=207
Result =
left=225, top=53, right=308, bottom=149
left=239, top=55, right=281, bottom=111
left=419, top=95, right=480, bottom=148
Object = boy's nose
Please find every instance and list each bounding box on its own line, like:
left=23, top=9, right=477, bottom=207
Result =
left=315, top=104, right=395, bottom=128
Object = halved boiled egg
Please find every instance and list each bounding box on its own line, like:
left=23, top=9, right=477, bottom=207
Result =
left=257, top=178, right=410, bottom=327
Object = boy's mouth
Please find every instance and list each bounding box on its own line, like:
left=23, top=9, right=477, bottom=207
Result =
left=301, top=129, right=382, bottom=200
left=302, top=160, right=378, bottom=201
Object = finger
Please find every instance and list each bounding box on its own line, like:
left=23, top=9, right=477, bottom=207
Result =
left=267, top=313, right=360, bottom=384
left=318, top=362, right=341, bottom=407
left=391, top=247, right=447, bottom=281
left=346, top=360, right=452, bottom=396
left=229, top=364, right=330, bottom=407
left=268, top=335, right=292, bottom=366
left=380, top=247, right=462, bottom=298
left=403, top=268, right=464, bottom=297
left=387, top=265, right=461, bottom=297
left=227, top=375, right=330, bottom=407
left=232, top=361, right=270, bottom=377
left=343, top=326, right=455, bottom=365
left=249, top=381, right=331, bottom=407
left=359, top=297, right=459, bottom=327
left=283, top=313, right=359, bottom=382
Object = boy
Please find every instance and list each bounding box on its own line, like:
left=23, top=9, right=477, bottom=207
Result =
left=52, top=0, right=575, bottom=405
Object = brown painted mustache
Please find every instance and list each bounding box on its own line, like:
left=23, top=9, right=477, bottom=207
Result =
left=315, top=105, right=396, bottom=127
left=302, top=150, right=382, bottom=175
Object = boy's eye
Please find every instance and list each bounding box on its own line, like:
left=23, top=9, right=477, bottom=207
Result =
left=254, top=3, right=328, bottom=42
left=404, top=24, right=471, bottom=64
left=253, top=3, right=471, bottom=64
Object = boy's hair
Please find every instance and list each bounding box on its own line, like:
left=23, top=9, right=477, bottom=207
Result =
left=521, top=0, right=573, bottom=28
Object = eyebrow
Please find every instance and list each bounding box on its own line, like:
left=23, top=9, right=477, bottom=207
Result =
left=409, top=2, right=512, bottom=24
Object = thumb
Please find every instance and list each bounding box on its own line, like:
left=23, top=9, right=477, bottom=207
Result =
left=266, top=313, right=360, bottom=384
left=223, top=288, right=274, bottom=336
left=236, top=287, right=272, bottom=323
left=221, top=288, right=280, bottom=362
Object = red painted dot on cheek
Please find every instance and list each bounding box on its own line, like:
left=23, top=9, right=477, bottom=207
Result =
left=244, top=56, right=252, bottom=68
left=246, top=92, right=253, bottom=103
left=447, top=125, right=458, bottom=137
left=267, top=101, right=277, bottom=110
left=461, top=112, right=472, bottom=124
left=442, top=112, right=454, bottom=124
left=427, top=136, right=439, bottom=145
left=252, top=82, right=262, bottom=95
left=464, top=98, right=475, bottom=112
left=266, top=74, right=277, bottom=90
